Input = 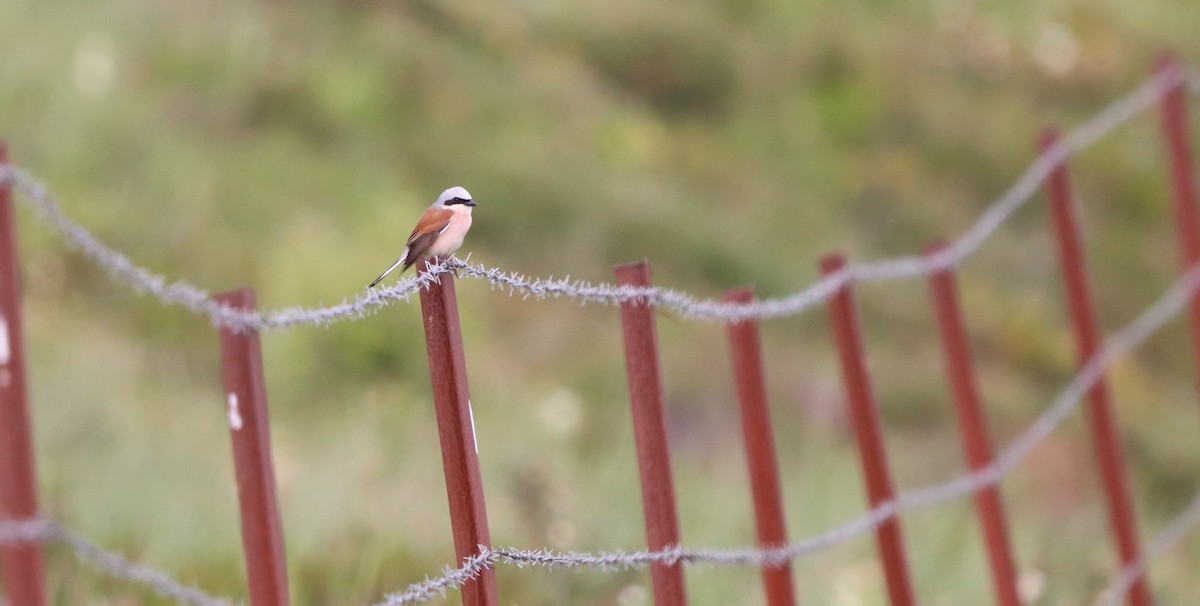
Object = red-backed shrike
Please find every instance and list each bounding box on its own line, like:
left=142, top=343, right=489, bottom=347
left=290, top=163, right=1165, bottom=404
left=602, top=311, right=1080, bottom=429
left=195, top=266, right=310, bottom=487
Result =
left=368, top=186, right=476, bottom=288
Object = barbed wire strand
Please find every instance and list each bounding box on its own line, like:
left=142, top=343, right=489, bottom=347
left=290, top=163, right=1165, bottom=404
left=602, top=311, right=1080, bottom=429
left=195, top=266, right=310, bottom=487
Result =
left=0, top=68, right=1186, bottom=332
left=370, top=261, right=1200, bottom=605
left=1096, top=485, right=1200, bottom=606
left=0, top=518, right=53, bottom=543
left=0, top=518, right=234, bottom=606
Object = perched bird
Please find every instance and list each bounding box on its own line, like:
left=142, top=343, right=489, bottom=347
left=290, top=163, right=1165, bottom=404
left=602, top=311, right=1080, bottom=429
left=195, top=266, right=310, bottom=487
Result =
left=368, top=186, right=476, bottom=288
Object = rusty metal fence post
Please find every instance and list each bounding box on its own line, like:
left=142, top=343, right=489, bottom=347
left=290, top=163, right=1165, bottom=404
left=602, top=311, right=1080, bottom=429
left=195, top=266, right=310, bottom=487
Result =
left=418, top=258, right=498, bottom=606
left=924, top=242, right=1021, bottom=606
left=1040, top=129, right=1152, bottom=606
left=1157, top=56, right=1200, bottom=411
left=0, top=141, right=47, bottom=606
left=723, top=286, right=796, bottom=606
left=820, top=254, right=917, bottom=606
left=615, top=260, right=688, bottom=606
left=216, top=288, right=291, bottom=606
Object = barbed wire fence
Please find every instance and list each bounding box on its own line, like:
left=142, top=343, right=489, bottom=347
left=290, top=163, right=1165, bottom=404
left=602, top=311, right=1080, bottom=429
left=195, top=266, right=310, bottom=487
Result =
left=373, top=260, right=1200, bottom=606
left=0, top=63, right=1198, bottom=606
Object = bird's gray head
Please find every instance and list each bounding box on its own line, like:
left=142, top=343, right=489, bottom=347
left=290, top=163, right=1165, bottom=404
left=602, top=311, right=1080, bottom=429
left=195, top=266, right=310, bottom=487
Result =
left=436, top=186, right=475, bottom=208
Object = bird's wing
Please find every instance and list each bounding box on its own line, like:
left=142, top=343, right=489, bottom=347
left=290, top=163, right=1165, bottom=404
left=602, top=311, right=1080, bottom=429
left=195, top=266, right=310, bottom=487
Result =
left=402, top=208, right=455, bottom=271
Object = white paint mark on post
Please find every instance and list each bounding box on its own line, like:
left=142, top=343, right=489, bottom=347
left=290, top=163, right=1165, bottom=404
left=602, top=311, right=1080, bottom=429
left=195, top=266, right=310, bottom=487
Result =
left=468, top=398, right=479, bottom=454
left=0, top=312, right=10, bottom=365
left=227, top=392, right=243, bottom=431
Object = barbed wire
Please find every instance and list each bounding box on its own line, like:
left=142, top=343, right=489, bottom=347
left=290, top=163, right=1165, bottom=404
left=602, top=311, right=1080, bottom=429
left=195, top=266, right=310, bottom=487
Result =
left=0, top=67, right=1188, bottom=331
left=0, top=517, right=52, bottom=543
left=371, top=260, right=1200, bottom=605
left=0, top=518, right=233, bottom=606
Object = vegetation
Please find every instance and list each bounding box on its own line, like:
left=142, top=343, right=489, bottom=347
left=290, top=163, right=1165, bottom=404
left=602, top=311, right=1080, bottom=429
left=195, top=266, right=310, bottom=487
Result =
left=2, top=0, right=1200, bottom=604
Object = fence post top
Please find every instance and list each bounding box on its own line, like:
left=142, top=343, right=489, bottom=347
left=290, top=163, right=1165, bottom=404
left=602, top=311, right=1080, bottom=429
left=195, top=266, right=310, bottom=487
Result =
left=1155, top=52, right=1180, bottom=77
left=614, top=259, right=652, bottom=284
left=215, top=288, right=256, bottom=309
left=1038, top=127, right=1063, bottom=150
left=722, top=285, right=755, bottom=304
left=819, top=253, right=847, bottom=275
left=921, top=240, right=948, bottom=257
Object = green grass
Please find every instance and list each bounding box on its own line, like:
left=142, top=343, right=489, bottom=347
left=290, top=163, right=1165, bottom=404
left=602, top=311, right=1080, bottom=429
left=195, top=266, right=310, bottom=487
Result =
left=3, top=0, right=1200, bottom=604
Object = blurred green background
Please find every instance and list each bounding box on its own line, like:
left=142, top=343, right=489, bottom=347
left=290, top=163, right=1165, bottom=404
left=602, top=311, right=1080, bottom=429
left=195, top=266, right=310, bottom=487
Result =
left=2, top=1, right=1200, bottom=604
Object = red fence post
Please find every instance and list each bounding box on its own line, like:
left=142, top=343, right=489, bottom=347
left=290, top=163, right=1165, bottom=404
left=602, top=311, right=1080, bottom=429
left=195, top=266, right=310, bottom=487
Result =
left=820, top=254, right=916, bottom=606
left=923, top=242, right=1021, bottom=606
left=615, top=260, right=688, bottom=606
left=0, top=141, right=47, bottom=606
left=723, top=286, right=796, bottom=606
left=1157, top=56, right=1200, bottom=406
left=216, top=289, right=291, bottom=606
left=1039, top=129, right=1153, bottom=606
left=417, top=259, right=498, bottom=606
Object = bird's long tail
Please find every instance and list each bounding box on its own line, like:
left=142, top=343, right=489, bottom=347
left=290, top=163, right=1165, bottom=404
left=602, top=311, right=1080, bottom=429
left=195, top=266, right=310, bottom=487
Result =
left=368, top=248, right=409, bottom=288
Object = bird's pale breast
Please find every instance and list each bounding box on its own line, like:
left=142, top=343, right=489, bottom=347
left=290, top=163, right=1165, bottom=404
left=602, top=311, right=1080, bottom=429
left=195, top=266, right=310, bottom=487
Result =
left=428, top=212, right=472, bottom=256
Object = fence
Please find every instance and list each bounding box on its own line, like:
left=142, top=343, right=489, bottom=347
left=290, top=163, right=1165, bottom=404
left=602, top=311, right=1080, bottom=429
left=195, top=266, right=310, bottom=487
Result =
left=1, top=56, right=1200, bottom=606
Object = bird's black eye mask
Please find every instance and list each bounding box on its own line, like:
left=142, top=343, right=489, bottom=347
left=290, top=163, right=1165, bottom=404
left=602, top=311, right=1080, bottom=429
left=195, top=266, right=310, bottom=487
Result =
left=445, top=197, right=475, bottom=206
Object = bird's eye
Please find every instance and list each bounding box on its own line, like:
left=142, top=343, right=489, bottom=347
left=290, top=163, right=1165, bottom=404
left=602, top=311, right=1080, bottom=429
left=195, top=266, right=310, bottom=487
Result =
left=446, top=197, right=469, bottom=205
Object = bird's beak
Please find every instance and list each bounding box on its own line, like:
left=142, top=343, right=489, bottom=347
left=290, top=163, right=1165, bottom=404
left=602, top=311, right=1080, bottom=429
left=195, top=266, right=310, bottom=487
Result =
left=465, top=200, right=477, bottom=207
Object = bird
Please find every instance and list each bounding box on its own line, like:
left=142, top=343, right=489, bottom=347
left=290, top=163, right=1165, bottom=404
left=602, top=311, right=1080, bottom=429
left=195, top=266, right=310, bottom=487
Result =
left=368, top=186, right=476, bottom=288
